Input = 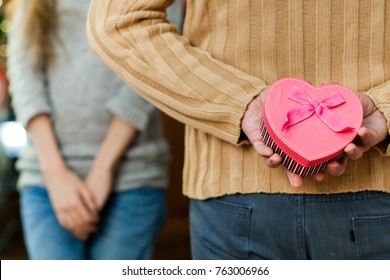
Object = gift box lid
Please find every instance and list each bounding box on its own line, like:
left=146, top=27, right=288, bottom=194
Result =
left=263, top=78, right=363, bottom=167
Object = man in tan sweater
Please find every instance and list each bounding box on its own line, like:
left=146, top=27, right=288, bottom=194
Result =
left=87, top=0, right=390, bottom=259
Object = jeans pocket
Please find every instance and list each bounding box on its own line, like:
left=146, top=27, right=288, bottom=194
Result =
left=190, top=198, right=251, bottom=259
left=352, top=214, right=390, bottom=259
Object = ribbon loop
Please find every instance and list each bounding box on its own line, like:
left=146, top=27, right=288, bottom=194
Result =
left=282, top=87, right=353, bottom=132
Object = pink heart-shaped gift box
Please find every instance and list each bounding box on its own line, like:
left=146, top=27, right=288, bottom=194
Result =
left=260, top=78, right=363, bottom=177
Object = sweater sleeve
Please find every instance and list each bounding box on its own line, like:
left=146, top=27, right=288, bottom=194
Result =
left=105, top=82, right=155, bottom=131
left=87, top=0, right=267, bottom=145
left=6, top=5, right=51, bottom=128
left=365, top=80, right=390, bottom=156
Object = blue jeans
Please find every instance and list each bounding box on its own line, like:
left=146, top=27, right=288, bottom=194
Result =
left=20, top=186, right=166, bottom=260
left=190, top=191, right=390, bottom=259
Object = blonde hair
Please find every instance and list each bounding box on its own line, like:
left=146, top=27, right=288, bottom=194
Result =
left=12, top=0, right=59, bottom=70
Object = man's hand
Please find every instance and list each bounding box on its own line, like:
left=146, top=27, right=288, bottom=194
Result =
left=323, top=92, right=388, bottom=177
left=241, top=89, right=283, bottom=168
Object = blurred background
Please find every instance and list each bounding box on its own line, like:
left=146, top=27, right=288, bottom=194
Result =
left=0, top=0, right=190, bottom=260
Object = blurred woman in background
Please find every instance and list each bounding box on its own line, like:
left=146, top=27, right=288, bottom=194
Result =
left=6, top=0, right=169, bottom=260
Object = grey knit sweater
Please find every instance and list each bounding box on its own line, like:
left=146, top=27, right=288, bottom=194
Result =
left=7, top=0, right=169, bottom=191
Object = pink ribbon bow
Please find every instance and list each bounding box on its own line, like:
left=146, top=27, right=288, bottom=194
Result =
left=282, top=87, right=353, bottom=132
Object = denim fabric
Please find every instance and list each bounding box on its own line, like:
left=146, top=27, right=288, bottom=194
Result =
left=190, top=191, right=390, bottom=260
left=20, top=186, right=166, bottom=260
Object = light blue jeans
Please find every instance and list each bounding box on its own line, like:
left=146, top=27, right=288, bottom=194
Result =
left=20, top=186, right=166, bottom=260
left=190, top=191, right=390, bottom=259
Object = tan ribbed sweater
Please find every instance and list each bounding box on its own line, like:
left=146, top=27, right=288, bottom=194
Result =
left=88, top=0, right=390, bottom=199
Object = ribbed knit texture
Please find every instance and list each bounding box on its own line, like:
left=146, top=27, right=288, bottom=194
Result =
left=88, top=0, right=390, bottom=199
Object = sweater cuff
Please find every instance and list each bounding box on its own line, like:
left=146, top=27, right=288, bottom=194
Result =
left=106, top=90, right=154, bottom=131
left=15, top=103, right=52, bottom=129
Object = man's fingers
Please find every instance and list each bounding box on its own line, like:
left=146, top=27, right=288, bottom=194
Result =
left=251, top=139, right=273, bottom=157
left=344, top=143, right=363, bottom=160
left=326, top=156, right=348, bottom=176
left=313, top=172, right=325, bottom=181
left=286, top=170, right=304, bottom=188
left=344, top=126, right=373, bottom=160
left=265, top=153, right=282, bottom=167
left=357, top=126, right=369, bottom=139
